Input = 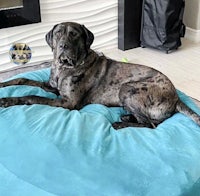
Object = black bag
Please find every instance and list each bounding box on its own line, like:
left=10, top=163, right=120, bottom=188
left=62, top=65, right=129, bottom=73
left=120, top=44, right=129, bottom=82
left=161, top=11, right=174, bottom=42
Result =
left=140, top=0, right=186, bottom=53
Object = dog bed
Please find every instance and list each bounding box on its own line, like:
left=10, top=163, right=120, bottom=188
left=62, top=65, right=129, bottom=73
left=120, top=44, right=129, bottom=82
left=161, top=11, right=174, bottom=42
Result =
left=0, top=68, right=200, bottom=196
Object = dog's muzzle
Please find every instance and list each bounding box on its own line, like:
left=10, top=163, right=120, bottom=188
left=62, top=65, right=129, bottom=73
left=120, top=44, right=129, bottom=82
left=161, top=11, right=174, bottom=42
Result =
left=59, top=55, right=77, bottom=66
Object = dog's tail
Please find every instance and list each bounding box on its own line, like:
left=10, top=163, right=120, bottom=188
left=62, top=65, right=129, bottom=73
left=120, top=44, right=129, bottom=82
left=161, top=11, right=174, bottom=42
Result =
left=176, top=99, right=200, bottom=126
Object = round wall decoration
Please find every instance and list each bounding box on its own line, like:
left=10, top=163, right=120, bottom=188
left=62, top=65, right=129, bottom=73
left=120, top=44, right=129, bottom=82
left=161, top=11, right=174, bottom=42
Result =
left=9, top=43, right=32, bottom=65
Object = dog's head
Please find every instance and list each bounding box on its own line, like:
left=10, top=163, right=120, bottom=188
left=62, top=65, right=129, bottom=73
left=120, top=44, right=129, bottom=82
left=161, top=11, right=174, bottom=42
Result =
left=46, top=22, right=94, bottom=67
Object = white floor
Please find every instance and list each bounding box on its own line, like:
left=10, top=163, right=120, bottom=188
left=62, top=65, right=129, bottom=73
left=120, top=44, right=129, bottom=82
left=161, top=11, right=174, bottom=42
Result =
left=102, top=38, right=200, bottom=102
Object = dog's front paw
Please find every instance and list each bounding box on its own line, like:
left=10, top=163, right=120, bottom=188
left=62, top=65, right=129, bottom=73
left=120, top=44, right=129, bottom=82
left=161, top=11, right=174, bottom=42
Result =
left=0, top=83, right=6, bottom=88
left=0, top=98, right=9, bottom=107
left=0, top=98, right=18, bottom=108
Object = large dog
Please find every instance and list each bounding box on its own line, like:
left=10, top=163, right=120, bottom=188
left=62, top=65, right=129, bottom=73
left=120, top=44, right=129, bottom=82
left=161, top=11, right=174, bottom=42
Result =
left=0, top=22, right=200, bottom=129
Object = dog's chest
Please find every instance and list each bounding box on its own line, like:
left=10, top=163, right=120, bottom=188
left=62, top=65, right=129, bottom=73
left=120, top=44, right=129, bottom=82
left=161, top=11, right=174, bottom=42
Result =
left=56, top=68, right=89, bottom=99
left=58, top=71, right=82, bottom=87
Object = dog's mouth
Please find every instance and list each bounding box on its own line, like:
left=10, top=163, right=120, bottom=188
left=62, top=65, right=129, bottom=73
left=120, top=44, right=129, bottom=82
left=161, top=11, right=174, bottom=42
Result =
left=59, top=56, right=77, bottom=67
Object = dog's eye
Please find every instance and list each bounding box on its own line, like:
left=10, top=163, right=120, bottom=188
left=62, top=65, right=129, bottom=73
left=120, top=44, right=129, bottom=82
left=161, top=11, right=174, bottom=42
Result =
left=55, top=30, right=62, bottom=37
left=69, top=31, right=77, bottom=37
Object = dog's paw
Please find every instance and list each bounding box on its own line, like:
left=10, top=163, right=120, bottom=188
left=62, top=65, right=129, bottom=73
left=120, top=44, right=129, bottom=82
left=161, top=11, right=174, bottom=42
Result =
left=0, top=98, right=10, bottom=107
left=112, top=122, right=127, bottom=130
left=0, top=83, right=6, bottom=88
left=121, top=114, right=137, bottom=123
left=112, top=121, right=152, bottom=129
left=0, top=98, right=18, bottom=108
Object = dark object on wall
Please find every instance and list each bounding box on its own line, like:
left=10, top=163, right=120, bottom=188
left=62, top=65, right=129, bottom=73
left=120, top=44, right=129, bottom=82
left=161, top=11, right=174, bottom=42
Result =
left=118, top=0, right=143, bottom=50
left=140, top=0, right=186, bottom=53
left=0, top=0, right=41, bottom=29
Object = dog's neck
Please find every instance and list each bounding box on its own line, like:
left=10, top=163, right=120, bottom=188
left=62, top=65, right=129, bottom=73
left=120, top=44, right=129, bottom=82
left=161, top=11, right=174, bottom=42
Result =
left=79, top=49, right=99, bottom=68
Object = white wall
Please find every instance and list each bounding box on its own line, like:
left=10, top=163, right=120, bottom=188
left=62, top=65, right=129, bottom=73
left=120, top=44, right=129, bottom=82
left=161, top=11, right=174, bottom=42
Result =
left=0, top=0, right=117, bottom=71
left=184, top=0, right=200, bottom=30
left=184, top=0, right=200, bottom=43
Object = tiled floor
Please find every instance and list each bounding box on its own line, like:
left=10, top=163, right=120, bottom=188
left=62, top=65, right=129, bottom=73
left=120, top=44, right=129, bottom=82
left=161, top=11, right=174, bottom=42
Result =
left=102, top=38, right=200, bottom=102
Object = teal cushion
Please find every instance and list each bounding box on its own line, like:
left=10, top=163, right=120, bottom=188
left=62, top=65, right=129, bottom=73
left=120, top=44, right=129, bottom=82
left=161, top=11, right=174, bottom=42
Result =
left=0, top=68, right=200, bottom=196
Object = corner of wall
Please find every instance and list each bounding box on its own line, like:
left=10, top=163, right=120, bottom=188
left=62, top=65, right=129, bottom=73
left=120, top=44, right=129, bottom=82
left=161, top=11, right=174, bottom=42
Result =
left=185, top=27, right=200, bottom=43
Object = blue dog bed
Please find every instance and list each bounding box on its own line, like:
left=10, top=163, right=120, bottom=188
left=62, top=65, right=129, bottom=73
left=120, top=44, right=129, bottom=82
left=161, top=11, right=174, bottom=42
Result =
left=0, top=68, right=200, bottom=196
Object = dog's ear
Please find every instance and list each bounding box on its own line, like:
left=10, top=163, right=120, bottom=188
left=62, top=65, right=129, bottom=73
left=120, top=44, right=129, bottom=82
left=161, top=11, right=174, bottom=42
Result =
left=45, top=24, right=58, bottom=51
left=81, top=25, right=94, bottom=50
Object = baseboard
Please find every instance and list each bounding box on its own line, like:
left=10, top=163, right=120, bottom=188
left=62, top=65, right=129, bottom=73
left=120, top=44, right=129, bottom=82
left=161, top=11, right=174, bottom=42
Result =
left=185, top=27, right=200, bottom=43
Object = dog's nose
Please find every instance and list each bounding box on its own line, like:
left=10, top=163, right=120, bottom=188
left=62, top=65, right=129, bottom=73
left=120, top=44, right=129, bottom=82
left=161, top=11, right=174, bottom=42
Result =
left=59, top=43, right=68, bottom=49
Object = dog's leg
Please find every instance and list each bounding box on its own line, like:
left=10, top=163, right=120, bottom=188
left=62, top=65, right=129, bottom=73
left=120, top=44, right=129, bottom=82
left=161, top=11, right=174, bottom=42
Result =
left=0, top=96, right=72, bottom=109
left=112, top=113, right=154, bottom=129
left=112, top=122, right=153, bottom=129
left=113, top=114, right=145, bottom=128
left=114, top=81, right=178, bottom=129
left=0, top=78, right=59, bottom=95
left=112, top=114, right=154, bottom=129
